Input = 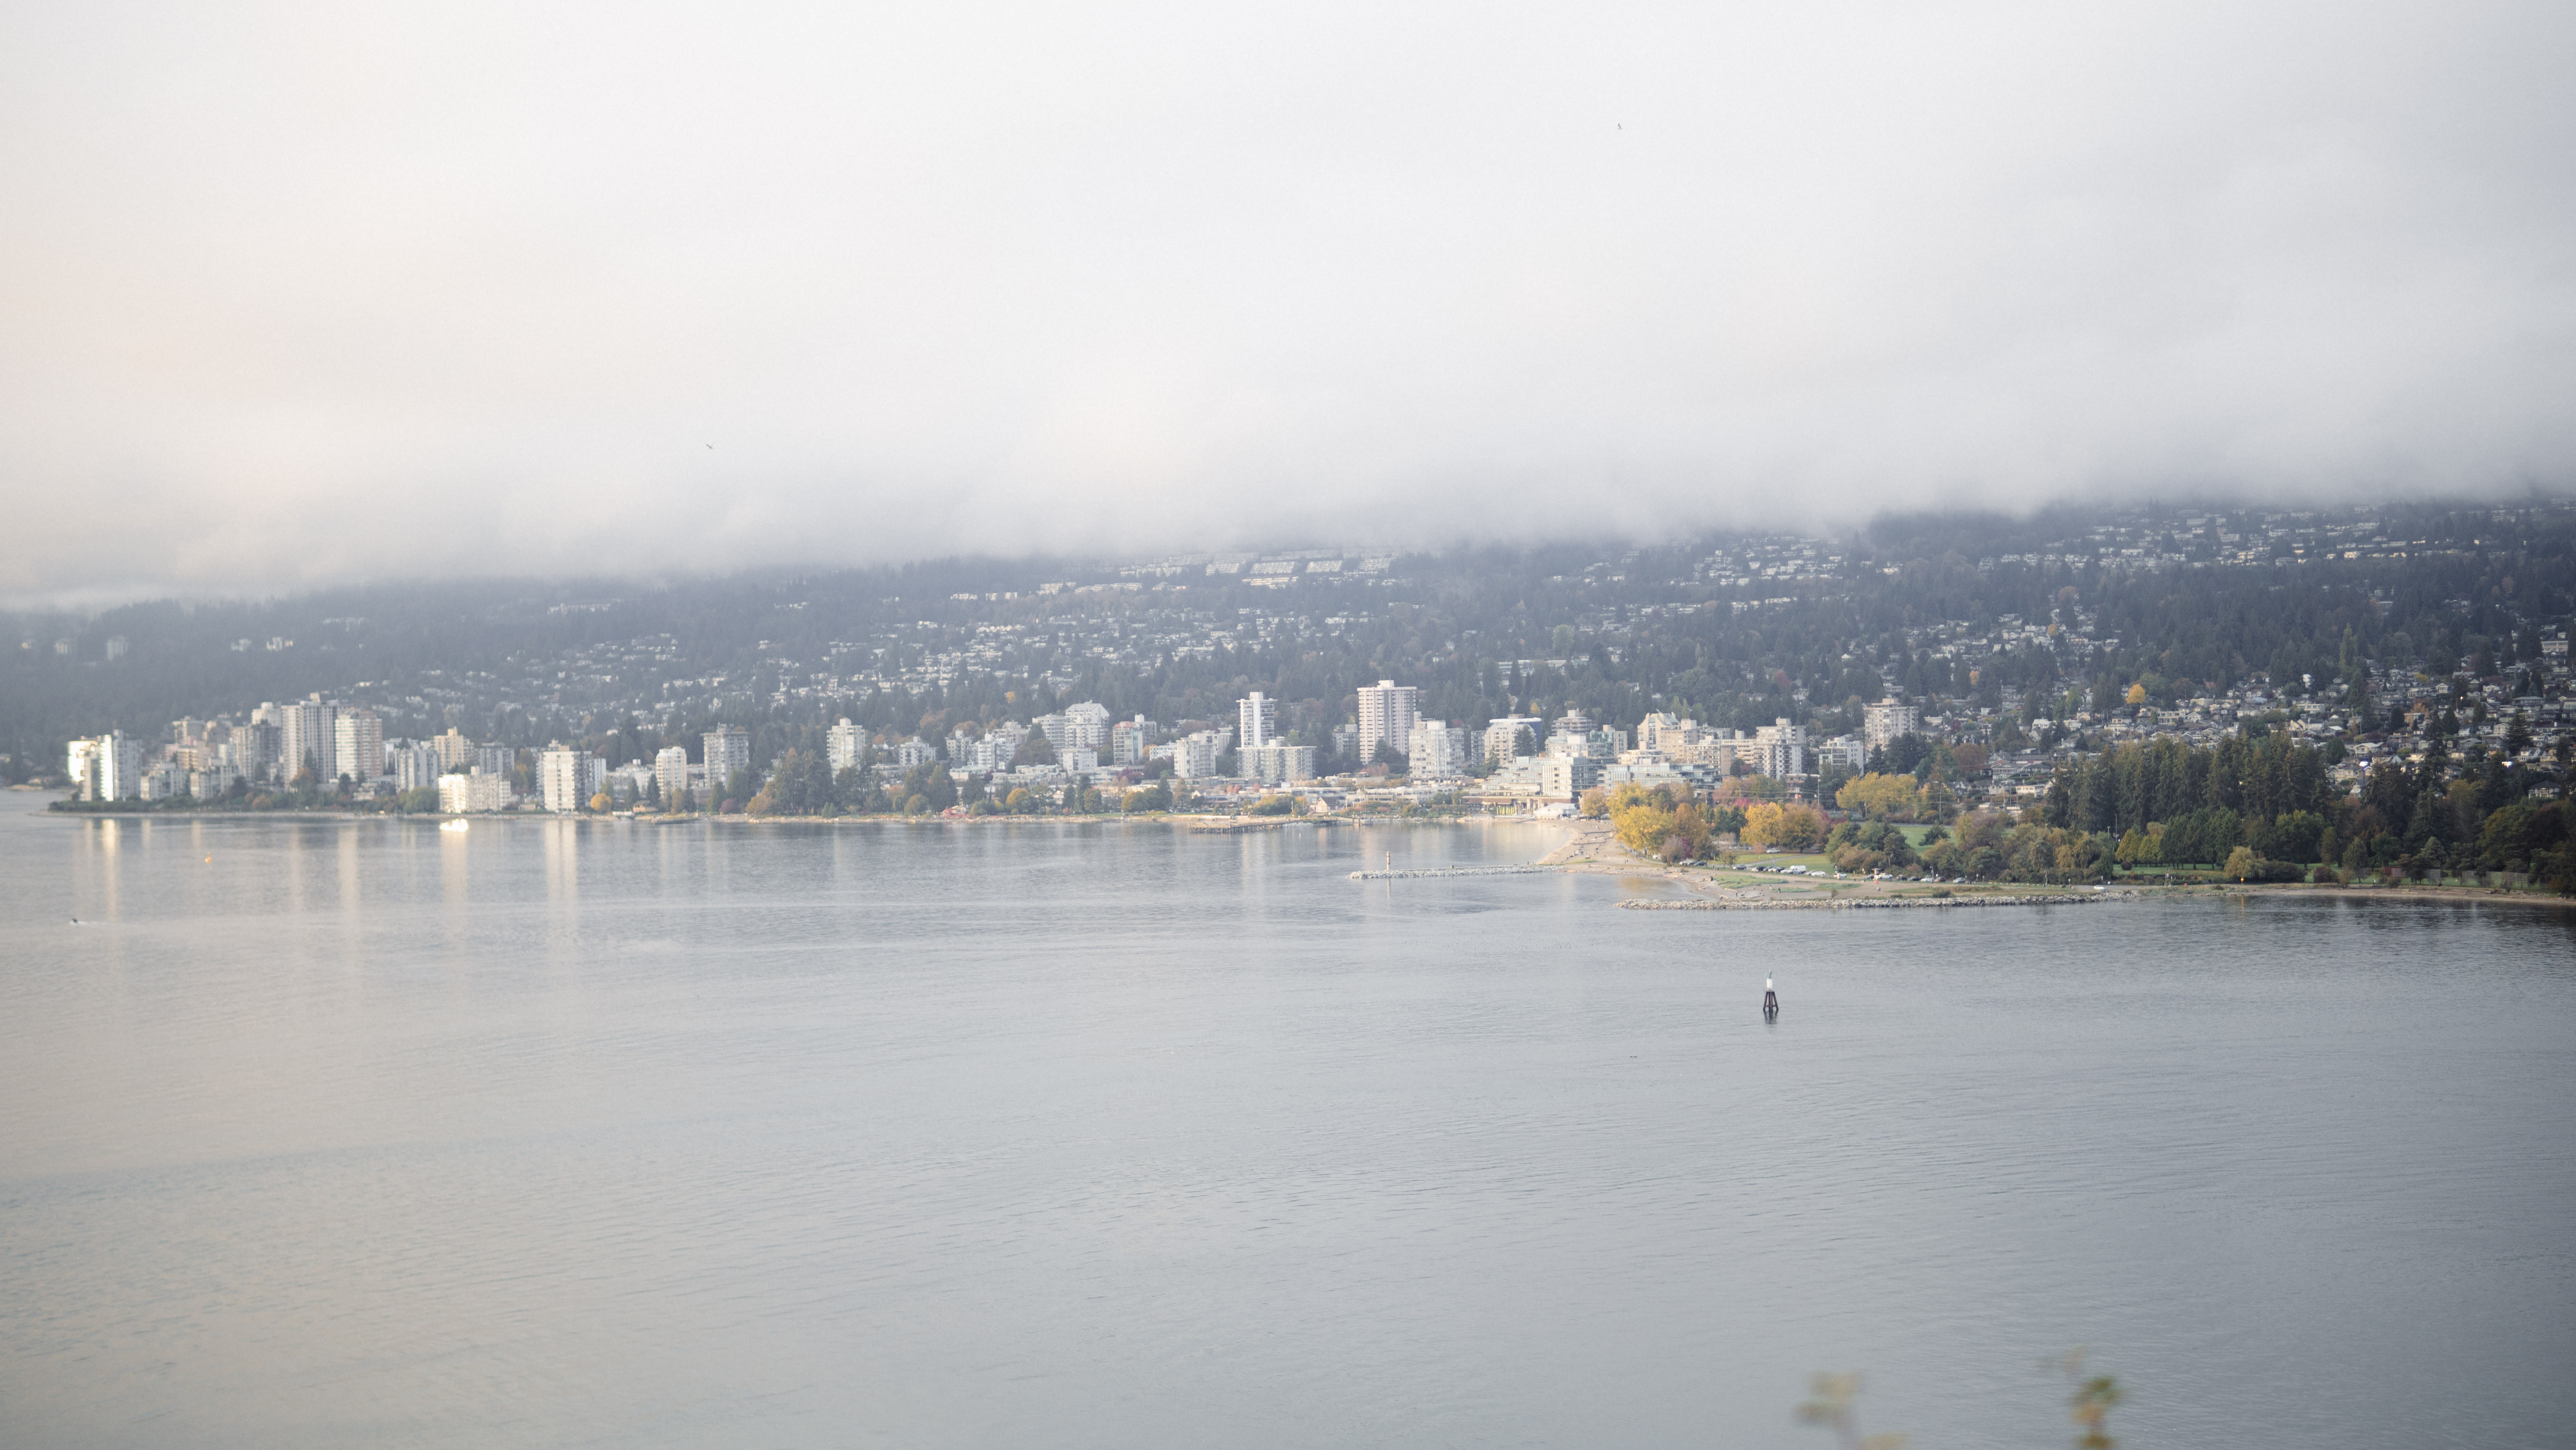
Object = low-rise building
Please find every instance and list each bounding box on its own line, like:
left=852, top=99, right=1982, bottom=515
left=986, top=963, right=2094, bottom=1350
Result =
left=1173, top=728, right=1231, bottom=779
left=1242, top=742, right=1318, bottom=784
left=438, top=771, right=513, bottom=813
left=1482, top=715, right=1543, bottom=763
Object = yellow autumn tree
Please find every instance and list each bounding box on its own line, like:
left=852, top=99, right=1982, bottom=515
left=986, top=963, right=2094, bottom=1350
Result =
left=1835, top=772, right=1922, bottom=821
left=1741, top=800, right=1828, bottom=851
left=2125, top=682, right=2148, bottom=705
left=1611, top=784, right=1710, bottom=860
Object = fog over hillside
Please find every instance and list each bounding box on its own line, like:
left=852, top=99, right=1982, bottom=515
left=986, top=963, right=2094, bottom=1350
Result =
left=4, top=2, right=2573, bottom=603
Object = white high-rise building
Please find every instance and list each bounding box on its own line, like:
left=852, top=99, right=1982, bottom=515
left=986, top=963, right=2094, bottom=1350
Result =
left=67, top=739, right=100, bottom=798
left=334, top=708, right=385, bottom=783
left=1355, top=680, right=1418, bottom=763
left=654, top=746, right=691, bottom=803
left=1407, top=720, right=1471, bottom=778
left=704, top=727, right=752, bottom=792
left=827, top=718, right=865, bottom=774
left=1864, top=701, right=1921, bottom=754
left=279, top=696, right=332, bottom=783
left=1063, top=702, right=1113, bottom=750
left=93, top=731, right=143, bottom=802
left=539, top=744, right=604, bottom=812
left=1237, top=692, right=1278, bottom=750
left=434, top=728, right=476, bottom=772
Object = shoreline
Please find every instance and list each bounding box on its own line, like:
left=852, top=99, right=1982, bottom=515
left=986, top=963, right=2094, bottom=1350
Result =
left=30, top=800, right=2568, bottom=909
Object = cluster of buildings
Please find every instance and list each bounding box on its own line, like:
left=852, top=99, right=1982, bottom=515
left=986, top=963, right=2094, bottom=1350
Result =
left=67, top=695, right=410, bottom=805
left=63, top=667, right=1896, bottom=816
left=1460, top=709, right=1863, bottom=805
left=63, top=693, right=619, bottom=813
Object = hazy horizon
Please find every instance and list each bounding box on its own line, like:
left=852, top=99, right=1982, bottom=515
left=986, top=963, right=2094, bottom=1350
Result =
left=5, top=1, right=2571, bottom=604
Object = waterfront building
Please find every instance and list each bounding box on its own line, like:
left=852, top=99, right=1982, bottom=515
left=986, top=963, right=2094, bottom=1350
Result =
left=334, top=708, right=385, bottom=784
left=1355, top=680, right=1418, bottom=763
left=654, top=746, right=690, bottom=803
left=893, top=737, right=936, bottom=769
left=437, top=771, right=512, bottom=813
left=139, top=761, right=185, bottom=801
left=66, top=739, right=99, bottom=798
left=1477, top=755, right=1551, bottom=799
left=279, top=696, right=332, bottom=783
left=1538, top=754, right=1602, bottom=800
left=539, top=745, right=604, bottom=812
left=704, top=727, right=752, bottom=791
left=827, top=717, right=865, bottom=774
left=94, top=732, right=143, bottom=802
left=1242, top=742, right=1318, bottom=784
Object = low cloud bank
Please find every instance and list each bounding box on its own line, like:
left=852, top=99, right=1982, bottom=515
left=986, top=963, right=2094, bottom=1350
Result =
left=2, top=1, right=2570, bottom=602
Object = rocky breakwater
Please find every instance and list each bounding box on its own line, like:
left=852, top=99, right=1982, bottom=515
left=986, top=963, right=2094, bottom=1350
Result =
left=1620, top=892, right=2112, bottom=911
left=1349, top=866, right=1557, bottom=880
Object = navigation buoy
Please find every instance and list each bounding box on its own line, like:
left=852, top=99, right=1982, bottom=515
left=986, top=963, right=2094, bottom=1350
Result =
left=1762, top=973, right=1779, bottom=1018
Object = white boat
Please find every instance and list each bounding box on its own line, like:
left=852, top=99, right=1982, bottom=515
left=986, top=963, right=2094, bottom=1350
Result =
left=438, top=819, right=470, bottom=833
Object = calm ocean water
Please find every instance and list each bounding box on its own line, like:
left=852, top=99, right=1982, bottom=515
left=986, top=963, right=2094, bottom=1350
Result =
left=3, top=794, right=2572, bottom=1449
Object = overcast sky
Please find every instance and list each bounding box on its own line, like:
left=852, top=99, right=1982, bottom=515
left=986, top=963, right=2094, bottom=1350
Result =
left=3, top=1, right=2571, bottom=602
